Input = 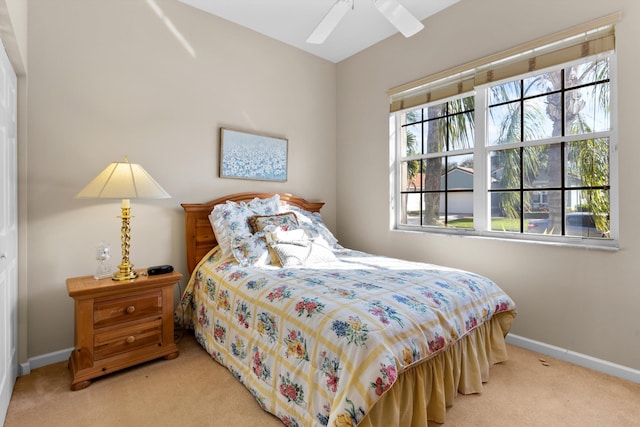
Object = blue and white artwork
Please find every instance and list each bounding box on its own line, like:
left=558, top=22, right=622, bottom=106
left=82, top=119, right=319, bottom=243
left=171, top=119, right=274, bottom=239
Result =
left=220, top=128, right=288, bottom=182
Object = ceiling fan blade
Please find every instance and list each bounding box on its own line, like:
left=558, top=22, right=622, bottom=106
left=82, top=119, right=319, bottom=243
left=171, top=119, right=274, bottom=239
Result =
left=307, top=0, right=353, bottom=44
left=374, top=0, right=424, bottom=38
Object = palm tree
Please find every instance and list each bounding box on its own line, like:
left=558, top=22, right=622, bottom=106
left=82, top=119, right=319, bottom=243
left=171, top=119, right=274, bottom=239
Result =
left=401, top=110, right=425, bottom=225
left=490, top=56, right=610, bottom=235
left=563, top=58, right=610, bottom=233
left=489, top=80, right=547, bottom=222
left=423, top=105, right=443, bottom=225
left=403, top=110, right=421, bottom=187
left=422, top=97, right=474, bottom=225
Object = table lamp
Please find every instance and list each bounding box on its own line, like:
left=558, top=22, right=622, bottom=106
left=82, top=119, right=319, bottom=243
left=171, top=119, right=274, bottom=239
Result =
left=75, top=157, right=171, bottom=281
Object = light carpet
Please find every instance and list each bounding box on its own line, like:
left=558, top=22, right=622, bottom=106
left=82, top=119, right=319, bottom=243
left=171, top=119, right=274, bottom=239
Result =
left=5, top=333, right=640, bottom=426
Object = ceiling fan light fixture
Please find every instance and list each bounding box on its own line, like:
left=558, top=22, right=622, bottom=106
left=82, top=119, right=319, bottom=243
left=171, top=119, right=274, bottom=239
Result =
left=307, top=0, right=354, bottom=44
left=374, top=0, right=425, bottom=38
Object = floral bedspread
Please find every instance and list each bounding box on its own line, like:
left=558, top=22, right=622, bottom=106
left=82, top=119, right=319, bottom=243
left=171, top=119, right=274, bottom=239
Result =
left=175, top=247, right=516, bottom=427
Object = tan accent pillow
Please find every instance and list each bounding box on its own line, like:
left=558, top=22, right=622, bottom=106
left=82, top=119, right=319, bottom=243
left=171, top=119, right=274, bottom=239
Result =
left=248, top=212, right=299, bottom=233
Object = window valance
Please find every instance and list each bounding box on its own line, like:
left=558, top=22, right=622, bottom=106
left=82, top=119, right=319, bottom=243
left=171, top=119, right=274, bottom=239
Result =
left=388, top=12, right=621, bottom=112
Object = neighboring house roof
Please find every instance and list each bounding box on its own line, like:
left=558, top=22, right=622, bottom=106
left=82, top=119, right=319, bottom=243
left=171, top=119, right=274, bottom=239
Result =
left=405, top=166, right=477, bottom=190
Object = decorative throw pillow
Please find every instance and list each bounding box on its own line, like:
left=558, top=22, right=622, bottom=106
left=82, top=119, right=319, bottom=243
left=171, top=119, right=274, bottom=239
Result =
left=280, top=205, right=341, bottom=249
left=209, top=194, right=280, bottom=259
left=266, top=228, right=337, bottom=267
left=249, top=212, right=299, bottom=233
left=230, top=232, right=273, bottom=267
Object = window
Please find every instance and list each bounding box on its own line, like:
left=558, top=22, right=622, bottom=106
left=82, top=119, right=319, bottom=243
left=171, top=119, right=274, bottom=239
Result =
left=391, top=16, right=618, bottom=248
left=400, top=96, right=475, bottom=229
left=487, top=58, right=611, bottom=238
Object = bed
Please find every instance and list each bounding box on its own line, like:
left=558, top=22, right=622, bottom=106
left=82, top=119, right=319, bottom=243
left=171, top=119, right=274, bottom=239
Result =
left=176, top=192, right=516, bottom=426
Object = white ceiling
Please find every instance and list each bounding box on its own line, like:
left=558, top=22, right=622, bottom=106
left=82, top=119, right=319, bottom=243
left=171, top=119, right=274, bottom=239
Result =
left=178, top=0, right=460, bottom=63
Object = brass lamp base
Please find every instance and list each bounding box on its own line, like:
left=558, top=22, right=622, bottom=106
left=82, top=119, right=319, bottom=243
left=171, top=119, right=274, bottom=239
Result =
left=112, top=204, right=138, bottom=281
left=112, top=263, right=138, bottom=281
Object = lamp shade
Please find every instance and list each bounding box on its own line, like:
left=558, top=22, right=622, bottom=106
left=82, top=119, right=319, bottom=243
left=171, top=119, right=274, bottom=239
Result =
left=75, top=160, right=170, bottom=200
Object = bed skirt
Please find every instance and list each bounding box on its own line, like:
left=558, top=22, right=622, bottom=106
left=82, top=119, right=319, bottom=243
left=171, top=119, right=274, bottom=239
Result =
left=358, top=311, right=516, bottom=426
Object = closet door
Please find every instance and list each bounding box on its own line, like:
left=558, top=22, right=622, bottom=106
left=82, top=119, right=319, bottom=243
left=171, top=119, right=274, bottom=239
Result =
left=0, top=37, right=18, bottom=425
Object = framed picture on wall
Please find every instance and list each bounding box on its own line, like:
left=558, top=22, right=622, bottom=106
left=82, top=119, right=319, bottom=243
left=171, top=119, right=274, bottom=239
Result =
left=219, top=128, right=288, bottom=182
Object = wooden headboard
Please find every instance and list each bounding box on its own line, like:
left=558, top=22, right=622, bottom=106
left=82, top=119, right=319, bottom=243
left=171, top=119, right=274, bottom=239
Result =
left=181, top=192, right=325, bottom=274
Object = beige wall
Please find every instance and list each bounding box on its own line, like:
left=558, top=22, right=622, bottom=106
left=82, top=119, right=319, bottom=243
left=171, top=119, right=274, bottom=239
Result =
left=25, top=0, right=336, bottom=359
left=22, top=0, right=640, bottom=373
left=337, top=0, right=640, bottom=370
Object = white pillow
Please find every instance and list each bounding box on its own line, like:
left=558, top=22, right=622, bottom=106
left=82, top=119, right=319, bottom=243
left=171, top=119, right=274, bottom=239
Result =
left=209, top=194, right=280, bottom=259
left=266, top=228, right=337, bottom=267
left=280, top=205, right=340, bottom=249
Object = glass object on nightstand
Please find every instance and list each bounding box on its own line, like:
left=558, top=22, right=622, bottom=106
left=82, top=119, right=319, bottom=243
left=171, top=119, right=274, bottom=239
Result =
left=94, top=242, right=116, bottom=279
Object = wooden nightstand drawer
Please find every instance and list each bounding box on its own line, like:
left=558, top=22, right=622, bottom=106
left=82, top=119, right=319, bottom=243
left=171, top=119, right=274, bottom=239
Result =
left=94, top=319, right=163, bottom=360
left=94, top=290, right=162, bottom=328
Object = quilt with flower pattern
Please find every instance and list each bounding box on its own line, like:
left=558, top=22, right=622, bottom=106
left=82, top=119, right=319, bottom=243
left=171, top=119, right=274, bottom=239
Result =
left=176, top=246, right=516, bottom=427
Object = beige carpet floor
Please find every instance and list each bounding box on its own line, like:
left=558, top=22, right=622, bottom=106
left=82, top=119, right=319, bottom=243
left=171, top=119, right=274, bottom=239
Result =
left=5, top=332, right=640, bottom=426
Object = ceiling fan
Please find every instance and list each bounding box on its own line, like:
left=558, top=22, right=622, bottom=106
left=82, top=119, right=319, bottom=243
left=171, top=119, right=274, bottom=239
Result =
left=307, top=0, right=425, bottom=44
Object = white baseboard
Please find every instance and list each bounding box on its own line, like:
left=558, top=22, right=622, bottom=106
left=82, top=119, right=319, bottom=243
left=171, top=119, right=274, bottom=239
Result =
left=19, top=347, right=73, bottom=376
left=506, top=334, right=640, bottom=384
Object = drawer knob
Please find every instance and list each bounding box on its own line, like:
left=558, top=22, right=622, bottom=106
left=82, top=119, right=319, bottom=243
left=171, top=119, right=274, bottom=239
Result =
left=126, top=305, right=136, bottom=314
left=126, top=336, right=135, bottom=344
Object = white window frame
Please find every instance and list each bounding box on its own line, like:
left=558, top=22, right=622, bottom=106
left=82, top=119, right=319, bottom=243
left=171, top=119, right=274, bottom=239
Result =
left=391, top=53, right=618, bottom=250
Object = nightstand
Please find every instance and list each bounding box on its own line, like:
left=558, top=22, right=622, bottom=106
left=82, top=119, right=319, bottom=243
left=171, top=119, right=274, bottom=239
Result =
left=66, top=270, right=182, bottom=390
